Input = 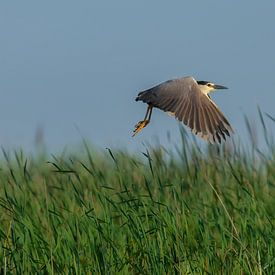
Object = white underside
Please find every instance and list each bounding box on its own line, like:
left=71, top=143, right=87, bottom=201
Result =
left=166, top=111, right=175, bottom=117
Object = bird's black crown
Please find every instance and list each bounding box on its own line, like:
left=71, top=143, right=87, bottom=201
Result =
left=197, top=81, right=210, bottom=85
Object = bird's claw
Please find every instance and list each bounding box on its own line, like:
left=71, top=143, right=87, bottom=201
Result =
left=132, top=120, right=149, bottom=137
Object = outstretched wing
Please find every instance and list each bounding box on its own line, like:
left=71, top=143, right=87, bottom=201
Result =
left=136, top=76, right=233, bottom=143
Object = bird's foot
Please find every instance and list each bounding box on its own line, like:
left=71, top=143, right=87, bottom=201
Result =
left=132, top=120, right=149, bottom=137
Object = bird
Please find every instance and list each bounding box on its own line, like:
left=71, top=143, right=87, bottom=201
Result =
left=132, top=76, right=233, bottom=143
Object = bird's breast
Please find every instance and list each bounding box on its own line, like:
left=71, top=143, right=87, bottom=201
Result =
left=166, top=111, right=175, bottom=117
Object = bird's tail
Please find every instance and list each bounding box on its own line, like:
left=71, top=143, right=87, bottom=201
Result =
left=135, top=91, right=144, bottom=101
left=135, top=89, right=153, bottom=103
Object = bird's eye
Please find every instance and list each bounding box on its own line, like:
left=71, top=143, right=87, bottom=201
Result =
left=207, top=83, right=212, bottom=87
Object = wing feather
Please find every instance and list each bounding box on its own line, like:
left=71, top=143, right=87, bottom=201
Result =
left=136, top=76, right=233, bottom=143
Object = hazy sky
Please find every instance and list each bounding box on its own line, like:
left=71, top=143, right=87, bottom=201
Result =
left=0, top=1, right=274, bottom=152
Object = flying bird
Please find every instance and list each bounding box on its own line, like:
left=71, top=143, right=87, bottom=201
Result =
left=132, top=76, right=233, bottom=143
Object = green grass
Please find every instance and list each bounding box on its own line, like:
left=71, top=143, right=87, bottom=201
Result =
left=1, top=112, right=275, bottom=274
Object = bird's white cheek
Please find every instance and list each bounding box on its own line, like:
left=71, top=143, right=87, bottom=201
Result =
left=199, top=86, right=213, bottom=95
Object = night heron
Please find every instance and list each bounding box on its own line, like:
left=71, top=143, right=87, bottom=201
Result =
left=132, top=76, right=233, bottom=143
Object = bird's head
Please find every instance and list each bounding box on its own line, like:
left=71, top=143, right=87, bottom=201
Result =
left=197, top=80, right=228, bottom=95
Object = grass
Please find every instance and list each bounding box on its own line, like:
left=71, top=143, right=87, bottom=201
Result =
left=0, top=111, right=275, bottom=274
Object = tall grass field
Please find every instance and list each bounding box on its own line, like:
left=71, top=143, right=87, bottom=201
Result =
left=1, top=111, right=275, bottom=274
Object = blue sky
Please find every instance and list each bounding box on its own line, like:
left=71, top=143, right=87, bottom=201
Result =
left=0, top=1, right=274, bottom=152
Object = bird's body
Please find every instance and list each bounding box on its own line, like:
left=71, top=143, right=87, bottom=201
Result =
left=133, top=76, right=233, bottom=143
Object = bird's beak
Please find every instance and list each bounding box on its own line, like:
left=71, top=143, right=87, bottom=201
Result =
left=213, top=84, right=228, bottom=90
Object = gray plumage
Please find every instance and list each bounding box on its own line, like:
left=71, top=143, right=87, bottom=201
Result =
left=135, top=76, right=233, bottom=143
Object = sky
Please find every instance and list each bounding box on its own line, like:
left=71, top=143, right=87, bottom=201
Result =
left=0, top=1, right=274, bottom=153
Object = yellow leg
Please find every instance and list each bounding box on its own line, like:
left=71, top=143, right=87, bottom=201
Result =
left=132, top=105, right=153, bottom=137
